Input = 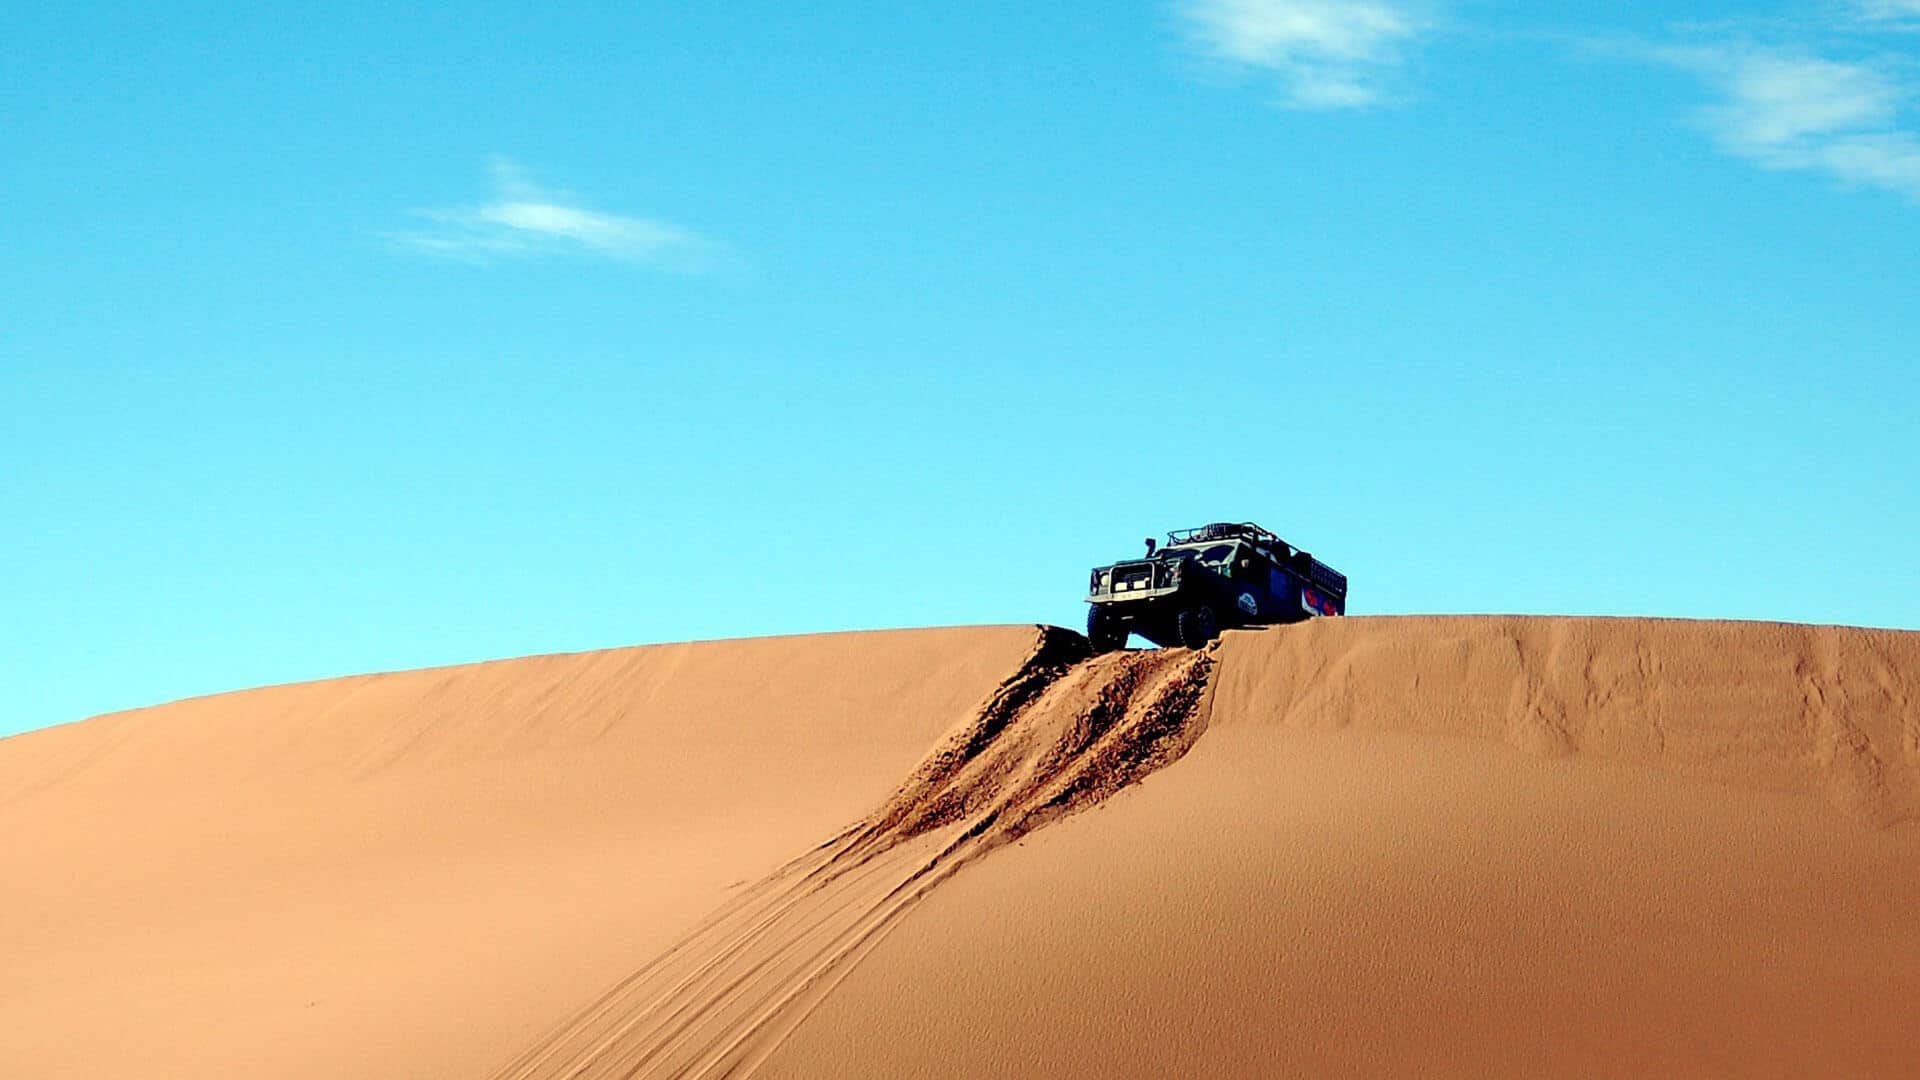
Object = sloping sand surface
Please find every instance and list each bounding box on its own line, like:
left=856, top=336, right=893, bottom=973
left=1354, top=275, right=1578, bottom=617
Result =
left=760, top=617, right=1920, bottom=1078
left=0, top=628, right=1037, bottom=1079
left=5, top=616, right=1917, bottom=1078
left=492, top=631, right=1208, bottom=1079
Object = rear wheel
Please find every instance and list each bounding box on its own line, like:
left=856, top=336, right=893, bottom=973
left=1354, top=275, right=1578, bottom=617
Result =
left=1086, top=606, right=1128, bottom=653
left=1176, top=605, right=1218, bottom=649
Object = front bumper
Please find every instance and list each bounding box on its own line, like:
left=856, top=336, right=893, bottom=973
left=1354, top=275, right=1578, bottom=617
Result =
left=1087, top=585, right=1179, bottom=606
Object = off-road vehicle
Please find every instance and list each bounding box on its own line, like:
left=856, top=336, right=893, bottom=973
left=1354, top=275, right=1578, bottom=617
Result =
left=1084, top=522, right=1347, bottom=651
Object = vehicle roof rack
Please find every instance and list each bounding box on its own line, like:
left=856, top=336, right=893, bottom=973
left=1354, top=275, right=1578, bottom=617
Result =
left=1154, top=521, right=1347, bottom=598
left=1165, top=522, right=1285, bottom=549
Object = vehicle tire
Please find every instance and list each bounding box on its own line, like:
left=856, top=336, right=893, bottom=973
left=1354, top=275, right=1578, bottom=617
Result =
left=1176, top=605, right=1218, bottom=649
left=1086, top=606, right=1128, bottom=653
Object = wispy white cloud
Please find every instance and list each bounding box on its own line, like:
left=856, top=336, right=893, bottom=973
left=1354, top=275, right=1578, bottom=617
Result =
left=1660, top=44, right=1920, bottom=199
left=1174, top=1, right=1920, bottom=201
left=1178, top=0, right=1432, bottom=110
left=1850, top=0, right=1920, bottom=29
left=388, top=158, right=716, bottom=268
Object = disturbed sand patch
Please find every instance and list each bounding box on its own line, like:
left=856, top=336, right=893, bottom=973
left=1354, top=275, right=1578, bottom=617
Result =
left=490, top=629, right=1213, bottom=1080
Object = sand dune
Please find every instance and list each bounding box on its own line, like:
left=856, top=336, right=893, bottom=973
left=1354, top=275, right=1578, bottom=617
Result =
left=4, top=617, right=1916, bottom=1077
left=0, top=628, right=1037, bottom=1079
left=763, top=617, right=1920, bottom=1078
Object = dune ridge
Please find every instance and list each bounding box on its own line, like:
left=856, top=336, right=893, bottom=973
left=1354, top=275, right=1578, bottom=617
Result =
left=1211, top=615, right=1920, bottom=825
left=0, top=627, right=1037, bottom=806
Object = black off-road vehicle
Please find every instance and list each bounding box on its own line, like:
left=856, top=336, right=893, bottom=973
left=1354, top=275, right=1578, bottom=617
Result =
left=1085, top=522, right=1347, bottom=651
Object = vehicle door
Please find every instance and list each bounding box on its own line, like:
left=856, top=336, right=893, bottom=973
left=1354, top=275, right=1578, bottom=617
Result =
left=1220, top=543, right=1266, bottom=621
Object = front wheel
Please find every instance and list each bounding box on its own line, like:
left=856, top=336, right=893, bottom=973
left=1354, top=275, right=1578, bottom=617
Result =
left=1176, top=605, right=1218, bottom=649
left=1087, top=606, right=1129, bottom=653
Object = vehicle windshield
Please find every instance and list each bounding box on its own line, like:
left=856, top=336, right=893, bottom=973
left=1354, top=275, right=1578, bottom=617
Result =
left=1161, top=542, right=1238, bottom=566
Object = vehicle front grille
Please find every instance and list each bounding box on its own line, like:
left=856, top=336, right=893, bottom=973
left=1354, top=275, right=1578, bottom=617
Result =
left=1112, top=562, right=1157, bottom=593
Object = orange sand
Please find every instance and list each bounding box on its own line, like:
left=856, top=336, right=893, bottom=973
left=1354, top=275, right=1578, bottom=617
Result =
left=3, top=617, right=1916, bottom=1077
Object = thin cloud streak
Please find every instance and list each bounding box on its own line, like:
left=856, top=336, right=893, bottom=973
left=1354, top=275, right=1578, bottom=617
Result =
left=1660, top=44, right=1920, bottom=200
left=387, top=159, right=717, bottom=268
left=1179, top=0, right=1432, bottom=110
left=1851, top=0, right=1920, bottom=28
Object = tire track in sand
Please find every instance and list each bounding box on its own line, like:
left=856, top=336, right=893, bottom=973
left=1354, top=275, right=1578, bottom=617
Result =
left=489, top=628, right=1213, bottom=1080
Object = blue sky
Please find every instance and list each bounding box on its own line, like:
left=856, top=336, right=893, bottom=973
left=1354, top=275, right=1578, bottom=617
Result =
left=5, top=1, right=1918, bottom=737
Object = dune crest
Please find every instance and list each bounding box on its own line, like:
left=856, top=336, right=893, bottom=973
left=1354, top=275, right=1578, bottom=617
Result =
left=1211, top=615, right=1920, bottom=825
